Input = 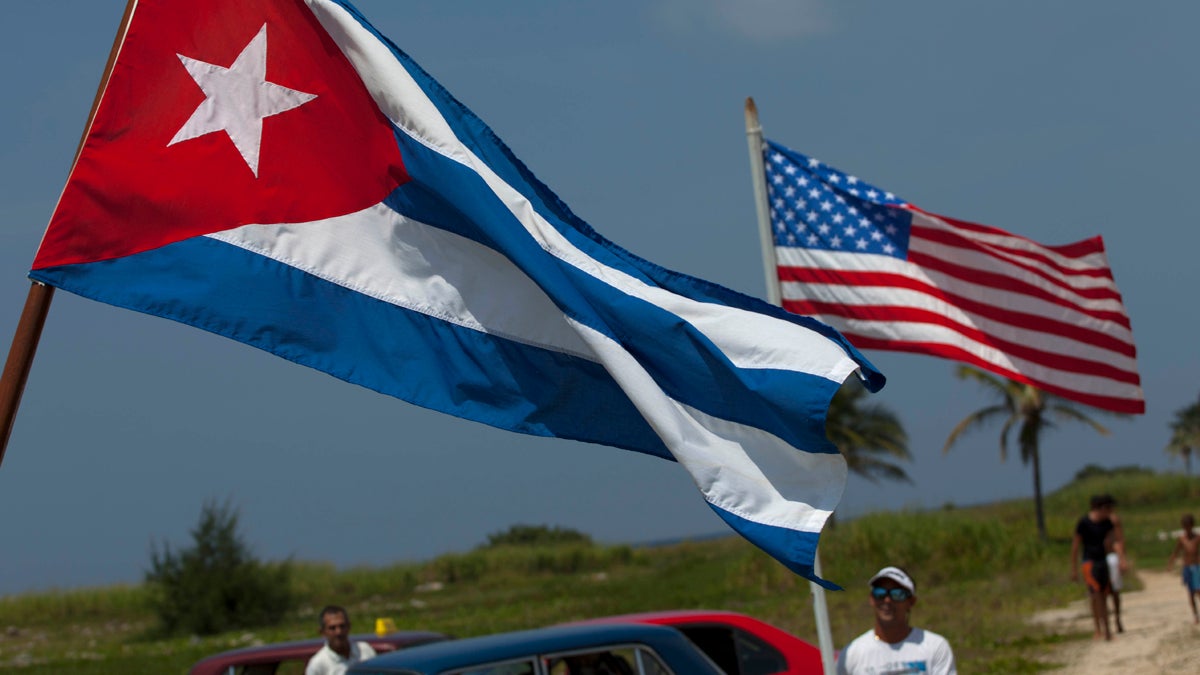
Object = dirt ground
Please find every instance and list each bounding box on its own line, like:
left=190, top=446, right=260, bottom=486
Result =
left=1030, top=569, right=1200, bottom=673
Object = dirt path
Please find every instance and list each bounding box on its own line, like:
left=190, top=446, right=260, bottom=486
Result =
left=1030, top=569, right=1200, bottom=673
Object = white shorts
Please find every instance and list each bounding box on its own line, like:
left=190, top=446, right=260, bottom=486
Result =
left=1106, top=552, right=1123, bottom=591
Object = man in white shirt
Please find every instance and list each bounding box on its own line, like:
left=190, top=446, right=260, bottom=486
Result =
left=835, top=566, right=956, bottom=675
left=306, top=605, right=377, bottom=675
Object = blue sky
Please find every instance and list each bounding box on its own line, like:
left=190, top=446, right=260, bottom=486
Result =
left=1, top=0, right=1197, bottom=595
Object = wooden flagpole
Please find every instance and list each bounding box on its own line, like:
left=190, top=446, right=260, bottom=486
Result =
left=0, top=0, right=139, bottom=469
left=744, top=97, right=837, bottom=675
left=0, top=283, right=55, bottom=467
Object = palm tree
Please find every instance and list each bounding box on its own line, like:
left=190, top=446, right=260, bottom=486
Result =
left=942, top=366, right=1110, bottom=540
left=1165, top=398, right=1200, bottom=476
left=825, top=379, right=911, bottom=485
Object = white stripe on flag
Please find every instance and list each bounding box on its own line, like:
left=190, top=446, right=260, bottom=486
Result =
left=911, top=211, right=1116, bottom=277
left=208, top=204, right=595, bottom=361
left=778, top=279, right=1139, bottom=371
left=910, top=220, right=1123, bottom=299
left=777, top=247, right=1135, bottom=339
left=569, top=318, right=846, bottom=533
left=818, top=317, right=1143, bottom=400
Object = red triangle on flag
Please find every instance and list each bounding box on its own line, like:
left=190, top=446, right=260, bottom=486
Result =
left=35, top=0, right=408, bottom=270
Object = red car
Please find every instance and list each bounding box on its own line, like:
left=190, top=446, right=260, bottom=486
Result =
left=188, top=630, right=450, bottom=675
left=571, top=610, right=824, bottom=675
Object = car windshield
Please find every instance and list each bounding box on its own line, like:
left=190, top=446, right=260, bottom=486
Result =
left=675, top=625, right=785, bottom=675
left=544, top=645, right=674, bottom=675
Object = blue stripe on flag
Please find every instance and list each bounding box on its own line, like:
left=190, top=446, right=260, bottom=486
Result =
left=708, top=504, right=833, bottom=589
left=384, top=131, right=856, bottom=455
left=30, top=239, right=673, bottom=459
left=30, top=219, right=849, bottom=460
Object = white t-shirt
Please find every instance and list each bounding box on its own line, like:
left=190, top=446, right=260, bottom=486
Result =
left=305, top=641, right=378, bottom=675
left=835, top=627, right=956, bottom=675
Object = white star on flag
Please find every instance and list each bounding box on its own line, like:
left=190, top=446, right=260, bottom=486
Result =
left=169, top=24, right=316, bottom=177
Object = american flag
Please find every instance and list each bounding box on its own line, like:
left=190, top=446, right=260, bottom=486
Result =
left=763, top=139, right=1143, bottom=414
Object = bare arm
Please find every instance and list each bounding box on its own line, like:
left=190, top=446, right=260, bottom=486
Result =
left=1168, top=537, right=1183, bottom=570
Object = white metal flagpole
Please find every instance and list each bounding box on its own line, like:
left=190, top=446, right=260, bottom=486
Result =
left=743, top=97, right=837, bottom=675
left=744, top=98, right=781, bottom=308
left=810, top=551, right=836, bottom=675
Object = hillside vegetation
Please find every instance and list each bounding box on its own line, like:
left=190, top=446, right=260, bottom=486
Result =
left=1, top=469, right=1196, bottom=674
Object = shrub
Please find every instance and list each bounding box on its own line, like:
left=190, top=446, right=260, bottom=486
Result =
left=1072, top=464, right=1153, bottom=482
left=145, top=500, right=294, bottom=635
left=482, top=524, right=593, bottom=548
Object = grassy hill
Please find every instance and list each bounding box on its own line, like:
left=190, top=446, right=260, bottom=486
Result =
left=2, top=469, right=1196, bottom=674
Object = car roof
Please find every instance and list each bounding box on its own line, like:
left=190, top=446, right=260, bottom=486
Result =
left=572, top=609, right=759, bottom=625
left=348, top=623, right=718, bottom=674
left=568, top=610, right=813, bottom=647
left=189, top=631, right=448, bottom=674
left=568, top=609, right=823, bottom=673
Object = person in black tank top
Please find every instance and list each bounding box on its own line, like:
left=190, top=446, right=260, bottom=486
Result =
left=1071, top=494, right=1116, bottom=641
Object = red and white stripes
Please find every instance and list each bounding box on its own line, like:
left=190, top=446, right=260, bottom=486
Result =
left=778, top=207, right=1143, bottom=413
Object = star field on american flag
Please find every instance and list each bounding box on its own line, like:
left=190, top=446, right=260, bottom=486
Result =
left=765, top=141, right=912, bottom=259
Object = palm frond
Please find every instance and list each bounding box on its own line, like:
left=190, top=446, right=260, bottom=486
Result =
left=1050, top=403, right=1110, bottom=436
left=953, top=365, right=1008, bottom=394
left=845, top=457, right=914, bottom=484
left=997, top=416, right=1017, bottom=462
left=1166, top=398, right=1200, bottom=455
left=942, top=405, right=1008, bottom=453
left=826, top=381, right=912, bottom=484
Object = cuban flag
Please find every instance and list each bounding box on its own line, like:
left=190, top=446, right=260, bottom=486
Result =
left=30, top=0, right=883, bottom=584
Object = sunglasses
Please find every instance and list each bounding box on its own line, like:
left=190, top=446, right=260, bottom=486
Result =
left=870, top=586, right=912, bottom=602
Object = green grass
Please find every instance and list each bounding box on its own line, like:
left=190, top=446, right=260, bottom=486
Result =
left=3, top=469, right=1197, bottom=673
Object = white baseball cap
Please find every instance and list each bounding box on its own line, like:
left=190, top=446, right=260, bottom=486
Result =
left=868, top=566, right=915, bottom=594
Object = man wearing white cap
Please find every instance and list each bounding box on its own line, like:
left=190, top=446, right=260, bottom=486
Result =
left=835, top=566, right=956, bottom=675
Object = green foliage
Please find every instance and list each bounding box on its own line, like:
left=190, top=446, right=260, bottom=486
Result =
left=1165, top=397, right=1200, bottom=473
left=482, top=524, right=593, bottom=548
left=430, top=543, right=638, bottom=584
left=289, top=561, right=421, bottom=601
left=1049, top=470, right=1200, bottom=514
left=826, top=379, right=911, bottom=484
left=825, top=509, right=1050, bottom=588
left=1072, top=463, right=1152, bottom=482
left=144, top=500, right=294, bottom=636
left=0, top=585, right=147, bottom=626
